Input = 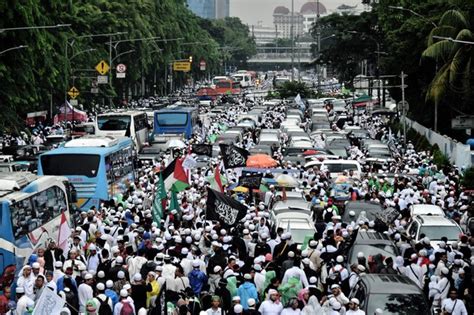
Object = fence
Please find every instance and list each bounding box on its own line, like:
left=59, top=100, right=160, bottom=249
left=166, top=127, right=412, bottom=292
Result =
left=403, top=117, right=472, bottom=168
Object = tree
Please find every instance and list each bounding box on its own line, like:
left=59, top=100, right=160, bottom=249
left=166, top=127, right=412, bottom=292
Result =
left=422, top=9, right=474, bottom=116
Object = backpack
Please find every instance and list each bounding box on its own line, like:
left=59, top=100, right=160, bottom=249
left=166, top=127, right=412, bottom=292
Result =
left=120, top=301, right=134, bottom=315
left=97, top=296, right=113, bottom=315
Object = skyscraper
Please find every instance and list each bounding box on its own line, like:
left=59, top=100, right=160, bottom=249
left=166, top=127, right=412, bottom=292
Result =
left=187, top=0, right=229, bottom=20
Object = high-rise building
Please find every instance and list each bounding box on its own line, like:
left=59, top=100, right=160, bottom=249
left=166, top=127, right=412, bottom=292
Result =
left=187, top=0, right=229, bottom=20
left=273, top=6, right=304, bottom=39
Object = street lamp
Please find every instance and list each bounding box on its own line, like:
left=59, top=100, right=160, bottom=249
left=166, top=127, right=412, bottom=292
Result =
left=69, top=48, right=96, bottom=61
left=0, top=24, right=71, bottom=33
left=432, top=35, right=474, bottom=45
left=0, top=45, right=28, bottom=55
left=388, top=6, right=437, bottom=27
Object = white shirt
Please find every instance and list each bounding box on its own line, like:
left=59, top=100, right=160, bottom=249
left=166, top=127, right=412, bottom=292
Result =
left=113, top=299, right=136, bottom=315
left=15, top=295, right=34, bottom=315
left=441, top=298, right=468, bottom=315
left=282, top=266, right=309, bottom=288
left=206, top=308, right=223, bottom=315
left=259, top=300, right=284, bottom=315
left=404, top=263, right=424, bottom=288
left=78, top=283, right=94, bottom=311
left=346, top=309, right=365, bottom=315
left=281, top=308, right=301, bottom=315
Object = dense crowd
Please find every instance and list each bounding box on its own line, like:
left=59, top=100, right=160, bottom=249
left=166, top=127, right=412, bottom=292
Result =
left=1, top=98, right=473, bottom=315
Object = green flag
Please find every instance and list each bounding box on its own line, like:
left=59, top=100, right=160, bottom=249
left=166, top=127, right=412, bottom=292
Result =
left=169, top=190, right=180, bottom=214
left=152, top=173, right=167, bottom=225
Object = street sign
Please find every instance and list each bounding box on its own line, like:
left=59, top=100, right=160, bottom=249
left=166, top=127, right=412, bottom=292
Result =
left=68, top=86, right=80, bottom=99
left=91, top=87, right=99, bottom=94
left=70, top=99, right=78, bottom=106
left=199, top=59, right=206, bottom=71
left=116, top=63, right=127, bottom=73
left=451, top=116, right=474, bottom=130
left=97, top=75, right=108, bottom=84
left=173, top=61, right=191, bottom=72
left=95, top=60, right=110, bottom=75
left=116, top=72, right=126, bottom=78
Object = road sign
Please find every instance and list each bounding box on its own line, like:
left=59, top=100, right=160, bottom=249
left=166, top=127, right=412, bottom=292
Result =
left=116, top=63, right=127, bottom=73
left=199, top=59, right=206, bottom=71
left=452, top=116, right=474, bottom=130
left=68, top=86, right=80, bottom=99
left=70, top=99, right=78, bottom=106
left=97, top=75, right=108, bottom=84
left=173, top=61, right=191, bottom=72
left=116, top=72, right=126, bottom=78
left=95, top=60, right=110, bottom=75
left=91, top=87, right=99, bottom=94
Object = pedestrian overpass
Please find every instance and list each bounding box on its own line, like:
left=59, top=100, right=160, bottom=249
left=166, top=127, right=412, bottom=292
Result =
left=247, top=46, right=313, bottom=67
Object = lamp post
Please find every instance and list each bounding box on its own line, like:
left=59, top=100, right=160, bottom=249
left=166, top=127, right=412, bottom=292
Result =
left=0, top=24, right=71, bottom=33
left=388, top=6, right=437, bottom=27
left=0, top=45, right=28, bottom=55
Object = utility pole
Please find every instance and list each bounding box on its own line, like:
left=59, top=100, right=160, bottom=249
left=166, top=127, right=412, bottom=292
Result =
left=290, top=0, right=294, bottom=81
left=316, top=0, right=321, bottom=93
left=401, top=71, right=407, bottom=146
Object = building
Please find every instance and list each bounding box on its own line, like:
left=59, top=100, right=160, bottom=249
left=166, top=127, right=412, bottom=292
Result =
left=273, top=6, right=304, bottom=39
left=186, top=0, right=229, bottom=20
left=300, top=1, right=328, bottom=34
left=272, top=1, right=328, bottom=38
left=334, top=4, right=360, bottom=15
left=250, top=22, right=283, bottom=45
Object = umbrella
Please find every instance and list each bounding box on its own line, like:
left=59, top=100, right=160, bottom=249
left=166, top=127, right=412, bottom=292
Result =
left=334, top=175, right=349, bottom=184
left=166, top=139, right=186, bottom=149
left=303, top=149, right=319, bottom=156
left=275, top=174, right=299, bottom=187
left=246, top=154, right=278, bottom=168
left=232, top=186, right=249, bottom=193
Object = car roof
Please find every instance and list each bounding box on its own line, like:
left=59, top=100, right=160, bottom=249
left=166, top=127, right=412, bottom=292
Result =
left=413, top=215, right=457, bottom=226
left=273, top=199, right=310, bottom=211
left=360, top=274, right=423, bottom=295
left=355, top=231, right=393, bottom=245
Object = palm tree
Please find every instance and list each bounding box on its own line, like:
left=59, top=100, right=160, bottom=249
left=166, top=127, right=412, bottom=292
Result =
left=421, top=9, right=474, bottom=131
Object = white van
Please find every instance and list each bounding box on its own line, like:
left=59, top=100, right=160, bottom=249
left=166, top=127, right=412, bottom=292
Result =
left=321, top=160, right=362, bottom=179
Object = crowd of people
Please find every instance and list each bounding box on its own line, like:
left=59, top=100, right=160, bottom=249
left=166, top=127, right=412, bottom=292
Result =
left=0, top=97, right=473, bottom=315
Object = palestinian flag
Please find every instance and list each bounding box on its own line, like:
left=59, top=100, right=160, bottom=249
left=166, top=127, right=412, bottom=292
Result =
left=152, top=172, right=167, bottom=226
left=161, top=158, right=189, bottom=192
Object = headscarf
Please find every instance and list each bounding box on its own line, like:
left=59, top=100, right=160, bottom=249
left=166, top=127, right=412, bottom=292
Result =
left=298, top=288, right=309, bottom=305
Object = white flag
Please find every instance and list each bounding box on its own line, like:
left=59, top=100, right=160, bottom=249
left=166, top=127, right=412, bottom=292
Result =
left=57, top=211, right=71, bottom=254
left=32, top=287, right=65, bottom=315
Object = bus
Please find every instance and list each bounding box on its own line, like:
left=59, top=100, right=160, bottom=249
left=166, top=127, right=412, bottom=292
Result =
left=37, top=136, right=135, bottom=210
left=231, top=73, right=253, bottom=88
left=95, top=111, right=149, bottom=150
left=0, top=172, right=75, bottom=279
left=215, top=80, right=241, bottom=95
left=153, top=107, right=198, bottom=140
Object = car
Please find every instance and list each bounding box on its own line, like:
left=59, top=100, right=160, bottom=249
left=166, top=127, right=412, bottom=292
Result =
left=406, top=215, right=463, bottom=248
left=342, top=201, right=384, bottom=223
left=409, top=204, right=445, bottom=217
left=347, top=231, right=399, bottom=269
left=272, top=198, right=310, bottom=213
left=274, top=212, right=316, bottom=246
left=349, top=274, right=431, bottom=315
left=249, top=145, right=272, bottom=156
left=258, top=134, right=280, bottom=146
left=321, top=160, right=362, bottom=179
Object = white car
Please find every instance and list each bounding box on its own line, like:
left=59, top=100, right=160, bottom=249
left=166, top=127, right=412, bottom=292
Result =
left=406, top=215, right=463, bottom=248
left=321, top=160, right=362, bottom=179
left=274, top=212, right=316, bottom=245
left=409, top=205, right=445, bottom=218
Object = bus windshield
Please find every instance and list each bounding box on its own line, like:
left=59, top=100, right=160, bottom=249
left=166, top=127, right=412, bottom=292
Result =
left=41, top=154, right=100, bottom=177
left=156, top=113, right=188, bottom=126
left=97, top=115, right=131, bottom=131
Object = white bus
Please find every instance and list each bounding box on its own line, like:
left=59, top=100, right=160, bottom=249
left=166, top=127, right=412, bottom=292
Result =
left=95, top=111, right=149, bottom=150
left=231, top=73, right=253, bottom=88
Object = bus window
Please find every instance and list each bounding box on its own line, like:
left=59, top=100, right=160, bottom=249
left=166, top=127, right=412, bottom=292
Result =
left=40, top=154, right=100, bottom=178
left=97, top=115, right=131, bottom=131
left=156, top=113, right=188, bottom=126
left=11, top=186, right=66, bottom=240
left=134, top=114, right=147, bottom=130
left=106, top=146, right=133, bottom=182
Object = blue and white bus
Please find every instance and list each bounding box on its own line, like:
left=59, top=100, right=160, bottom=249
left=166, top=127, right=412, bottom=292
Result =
left=38, top=136, right=135, bottom=210
left=0, top=172, right=75, bottom=279
left=153, top=107, right=199, bottom=140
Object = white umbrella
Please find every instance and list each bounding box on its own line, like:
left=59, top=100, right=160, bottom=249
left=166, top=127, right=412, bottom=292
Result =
left=166, top=139, right=186, bottom=149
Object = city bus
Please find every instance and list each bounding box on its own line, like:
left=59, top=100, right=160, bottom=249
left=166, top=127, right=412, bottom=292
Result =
left=95, top=111, right=149, bottom=150
left=153, top=107, right=199, bottom=140
left=0, top=172, right=75, bottom=280
left=37, top=136, right=135, bottom=210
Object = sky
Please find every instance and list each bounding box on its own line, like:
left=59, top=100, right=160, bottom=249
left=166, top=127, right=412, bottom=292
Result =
left=230, top=0, right=362, bottom=26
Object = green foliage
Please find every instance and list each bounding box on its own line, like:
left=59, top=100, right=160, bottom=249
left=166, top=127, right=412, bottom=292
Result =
left=461, top=167, right=474, bottom=189
left=278, top=81, right=315, bottom=99
left=0, top=0, right=254, bottom=132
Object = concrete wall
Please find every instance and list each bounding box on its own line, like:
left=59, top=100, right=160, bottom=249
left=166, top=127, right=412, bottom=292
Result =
left=403, top=117, right=472, bottom=168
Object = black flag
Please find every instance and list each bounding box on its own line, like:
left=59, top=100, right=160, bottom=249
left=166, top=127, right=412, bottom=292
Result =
left=192, top=144, right=213, bottom=157
left=206, top=188, right=247, bottom=226
left=219, top=144, right=249, bottom=169
left=238, top=173, right=263, bottom=189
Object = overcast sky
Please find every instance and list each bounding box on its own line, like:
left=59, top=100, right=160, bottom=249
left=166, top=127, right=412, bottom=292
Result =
left=230, top=0, right=362, bottom=26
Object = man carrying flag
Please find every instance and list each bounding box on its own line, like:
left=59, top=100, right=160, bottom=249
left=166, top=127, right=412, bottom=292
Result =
left=152, top=172, right=167, bottom=226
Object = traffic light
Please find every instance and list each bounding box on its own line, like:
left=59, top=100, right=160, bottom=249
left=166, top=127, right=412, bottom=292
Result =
left=189, top=56, right=193, bottom=63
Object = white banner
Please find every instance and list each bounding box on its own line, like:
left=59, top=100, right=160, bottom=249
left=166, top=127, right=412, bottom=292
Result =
left=32, top=287, right=65, bottom=315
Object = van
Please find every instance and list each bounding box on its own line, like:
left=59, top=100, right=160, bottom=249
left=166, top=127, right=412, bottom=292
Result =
left=321, top=160, right=362, bottom=178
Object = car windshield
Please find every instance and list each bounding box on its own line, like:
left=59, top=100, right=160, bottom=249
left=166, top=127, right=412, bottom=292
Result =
left=367, top=294, right=430, bottom=315
left=289, top=229, right=314, bottom=244
left=419, top=226, right=461, bottom=241
left=351, top=244, right=397, bottom=262
left=41, top=154, right=100, bottom=178
left=156, top=113, right=188, bottom=126
left=97, top=115, right=130, bottom=131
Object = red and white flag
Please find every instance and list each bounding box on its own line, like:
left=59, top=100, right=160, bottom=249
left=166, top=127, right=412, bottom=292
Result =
left=57, top=211, right=71, bottom=252
left=214, top=166, right=224, bottom=193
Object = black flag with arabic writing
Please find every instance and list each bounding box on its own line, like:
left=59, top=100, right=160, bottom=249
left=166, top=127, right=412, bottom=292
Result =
left=192, top=144, right=213, bottom=157
left=206, top=188, right=248, bottom=226
left=238, top=173, right=263, bottom=189
left=219, top=144, right=249, bottom=169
